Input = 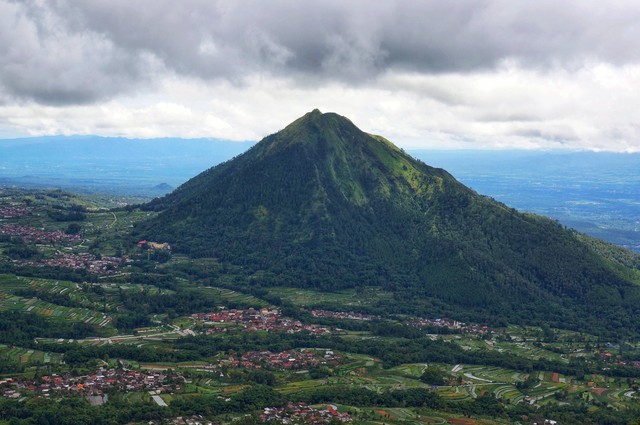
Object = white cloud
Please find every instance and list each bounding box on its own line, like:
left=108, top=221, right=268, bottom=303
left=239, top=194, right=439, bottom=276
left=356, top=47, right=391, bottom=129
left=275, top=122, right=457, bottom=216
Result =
left=1, top=1, right=640, bottom=152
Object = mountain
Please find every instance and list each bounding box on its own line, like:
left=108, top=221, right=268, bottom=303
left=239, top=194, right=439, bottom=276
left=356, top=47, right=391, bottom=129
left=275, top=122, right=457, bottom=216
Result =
left=152, top=183, right=174, bottom=193
left=409, top=149, right=640, bottom=253
left=137, top=110, right=640, bottom=335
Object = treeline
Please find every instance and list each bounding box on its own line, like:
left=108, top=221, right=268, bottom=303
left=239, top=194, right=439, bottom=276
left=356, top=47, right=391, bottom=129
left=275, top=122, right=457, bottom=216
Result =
left=47, top=204, right=87, bottom=222
left=3, top=242, right=43, bottom=260
left=298, top=386, right=443, bottom=409
left=13, top=288, right=84, bottom=309
left=118, top=289, right=226, bottom=316
left=62, top=344, right=200, bottom=365
left=0, top=311, right=98, bottom=345
left=0, top=264, right=99, bottom=283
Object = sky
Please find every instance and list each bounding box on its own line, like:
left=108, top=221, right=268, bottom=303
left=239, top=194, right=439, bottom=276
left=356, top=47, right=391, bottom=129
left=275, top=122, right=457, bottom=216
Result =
left=2, top=1, right=640, bottom=152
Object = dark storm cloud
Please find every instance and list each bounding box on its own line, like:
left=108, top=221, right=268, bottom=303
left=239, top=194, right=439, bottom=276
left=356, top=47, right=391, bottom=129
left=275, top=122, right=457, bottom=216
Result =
left=2, top=0, right=640, bottom=105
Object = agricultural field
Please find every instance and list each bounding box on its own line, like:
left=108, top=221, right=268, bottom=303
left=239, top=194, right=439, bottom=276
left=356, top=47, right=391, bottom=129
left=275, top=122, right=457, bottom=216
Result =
left=0, top=275, right=172, bottom=329
left=3, top=190, right=640, bottom=424
left=0, top=275, right=113, bottom=328
left=0, top=294, right=112, bottom=327
left=0, top=344, right=63, bottom=367
left=194, top=286, right=268, bottom=308
left=268, top=286, right=394, bottom=310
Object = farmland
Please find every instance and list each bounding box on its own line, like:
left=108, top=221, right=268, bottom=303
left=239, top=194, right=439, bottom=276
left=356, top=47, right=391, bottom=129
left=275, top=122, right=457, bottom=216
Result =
left=2, top=189, right=640, bottom=424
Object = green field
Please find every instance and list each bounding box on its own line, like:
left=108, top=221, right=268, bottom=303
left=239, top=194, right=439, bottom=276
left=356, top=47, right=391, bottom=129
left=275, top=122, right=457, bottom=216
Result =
left=0, top=344, right=63, bottom=367
left=268, top=286, right=394, bottom=309
left=3, top=190, right=640, bottom=424
left=194, top=286, right=267, bottom=308
left=0, top=295, right=112, bottom=326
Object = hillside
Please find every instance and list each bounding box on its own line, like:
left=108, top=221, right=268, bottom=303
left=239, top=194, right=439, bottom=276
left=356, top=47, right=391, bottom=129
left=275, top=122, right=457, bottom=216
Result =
left=137, top=110, right=640, bottom=335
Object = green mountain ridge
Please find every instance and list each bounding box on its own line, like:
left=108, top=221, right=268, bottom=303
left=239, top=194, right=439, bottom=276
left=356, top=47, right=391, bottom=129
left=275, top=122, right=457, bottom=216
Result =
left=137, top=110, right=640, bottom=335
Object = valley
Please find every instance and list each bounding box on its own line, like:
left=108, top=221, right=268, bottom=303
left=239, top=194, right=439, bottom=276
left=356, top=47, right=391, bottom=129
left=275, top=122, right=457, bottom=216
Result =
left=2, top=188, right=640, bottom=424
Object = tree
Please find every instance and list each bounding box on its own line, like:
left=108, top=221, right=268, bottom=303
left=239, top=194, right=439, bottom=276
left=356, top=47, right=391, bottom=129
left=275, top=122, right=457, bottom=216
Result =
left=420, top=366, right=448, bottom=386
left=65, top=223, right=82, bottom=235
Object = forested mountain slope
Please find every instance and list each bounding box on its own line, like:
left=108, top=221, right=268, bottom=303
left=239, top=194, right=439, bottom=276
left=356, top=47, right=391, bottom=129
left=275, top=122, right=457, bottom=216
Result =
left=137, top=110, right=640, bottom=334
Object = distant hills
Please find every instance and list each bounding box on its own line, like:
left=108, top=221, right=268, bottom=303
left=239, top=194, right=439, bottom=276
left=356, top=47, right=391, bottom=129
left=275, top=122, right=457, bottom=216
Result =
left=153, top=183, right=174, bottom=192
left=412, top=150, right=640, bottom=252
left=0, top=136, right=253, bottom=196
left=135, top=110, right=640, bottom=335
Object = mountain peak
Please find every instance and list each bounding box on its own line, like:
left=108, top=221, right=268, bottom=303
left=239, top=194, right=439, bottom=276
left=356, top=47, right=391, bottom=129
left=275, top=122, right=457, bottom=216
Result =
left=288, top=109, right=352, bottom=129
left=137, top=110, right=640, bottom=335
left=260, top=109, right=362, bottom=155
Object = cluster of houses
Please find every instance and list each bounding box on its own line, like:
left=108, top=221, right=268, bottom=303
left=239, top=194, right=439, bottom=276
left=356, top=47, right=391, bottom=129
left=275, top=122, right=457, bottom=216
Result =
left=407, top=317, right=490, bottom=334
left=137, top=240, right=171, bottom=251
left=0, top=205, right=33, bottom=219
left=154, top=416, right=217, bottom=425
left=0, top=367, right=182, bottom=399
left=308, top=309, right=378, bottom=321
left=230, top=349, right=341, bottom=370
left=0, top=223, right=81, bottom=245
left=596, top=350, right=640, bottom=369
left=193, top=308, right=331, bottom=335
left=261, top=403, right=351, bottom=423
left=148, top=349, right=341, bottom=374
left=14, top=252, right=122, bottom=274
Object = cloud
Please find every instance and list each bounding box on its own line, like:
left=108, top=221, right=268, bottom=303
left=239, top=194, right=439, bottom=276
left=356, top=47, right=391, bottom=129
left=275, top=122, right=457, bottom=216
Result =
left=1, top=1, right=640, bottom=151
left=3, top=63, right=639, bottom=152
left=4, top=0, right=640, bottom=104
left=0, top=1, right=159, bottom=105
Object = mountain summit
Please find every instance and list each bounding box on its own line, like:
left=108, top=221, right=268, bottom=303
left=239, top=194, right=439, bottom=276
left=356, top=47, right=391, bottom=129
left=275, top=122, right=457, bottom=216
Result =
left=138, top=110, right=640, bottom=333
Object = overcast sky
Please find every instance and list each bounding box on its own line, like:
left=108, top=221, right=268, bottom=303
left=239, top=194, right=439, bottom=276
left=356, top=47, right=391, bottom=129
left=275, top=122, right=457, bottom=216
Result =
left=2, top=0, right=640, bottom=151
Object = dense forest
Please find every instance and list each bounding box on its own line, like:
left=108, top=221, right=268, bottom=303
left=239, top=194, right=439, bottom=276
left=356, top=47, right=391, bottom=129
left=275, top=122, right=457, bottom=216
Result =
left=136, top=110, right=640, bottom=336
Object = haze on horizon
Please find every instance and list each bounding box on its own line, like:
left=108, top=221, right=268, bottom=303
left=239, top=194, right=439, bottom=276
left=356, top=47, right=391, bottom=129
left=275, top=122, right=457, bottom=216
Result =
left=2, top=1, right=640, bottom=152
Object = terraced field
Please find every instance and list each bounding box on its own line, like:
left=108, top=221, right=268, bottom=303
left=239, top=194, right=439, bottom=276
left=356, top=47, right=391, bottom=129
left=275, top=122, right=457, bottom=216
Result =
left=1, top=275, right=93, bottom=306
left=0, top=295, right=112, bottom=326
left=197, top=286, right=267, bottom=308
left=268, top=286, right=394, bottom=309
left=0, top=344, right=63, bottom=366
left=0, top=274, right=30, bottom=293
left=0, top=275, right=114, bottom=329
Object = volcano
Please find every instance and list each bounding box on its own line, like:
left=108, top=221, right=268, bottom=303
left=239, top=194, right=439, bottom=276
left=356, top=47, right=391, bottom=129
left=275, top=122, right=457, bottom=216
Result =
left=137, top=109, right=640, bottom=334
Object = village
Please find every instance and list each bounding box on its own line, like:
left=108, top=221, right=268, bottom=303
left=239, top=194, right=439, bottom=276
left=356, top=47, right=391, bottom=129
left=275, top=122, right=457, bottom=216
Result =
left=406, top=316, right=491, bottom=335
left=15, top=251, right=123, bottom=274
left=0, top=204, right=34, bottom=219
left=0, top=223, right=81, bottom=245
left=194, top=307, right=496, bottom=339
left=260, top=402, right=352, bottom=424
left=0, top=367, right=183, bottom=400
left=0, top=349, right=342, bottom=402
left=307, top=309, right=378, bottom=321
left=232, top=349, right=341, bottom=370
left=193, top=308, right=332, bottom=335
left=160, top=349, right=341, bottom=373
